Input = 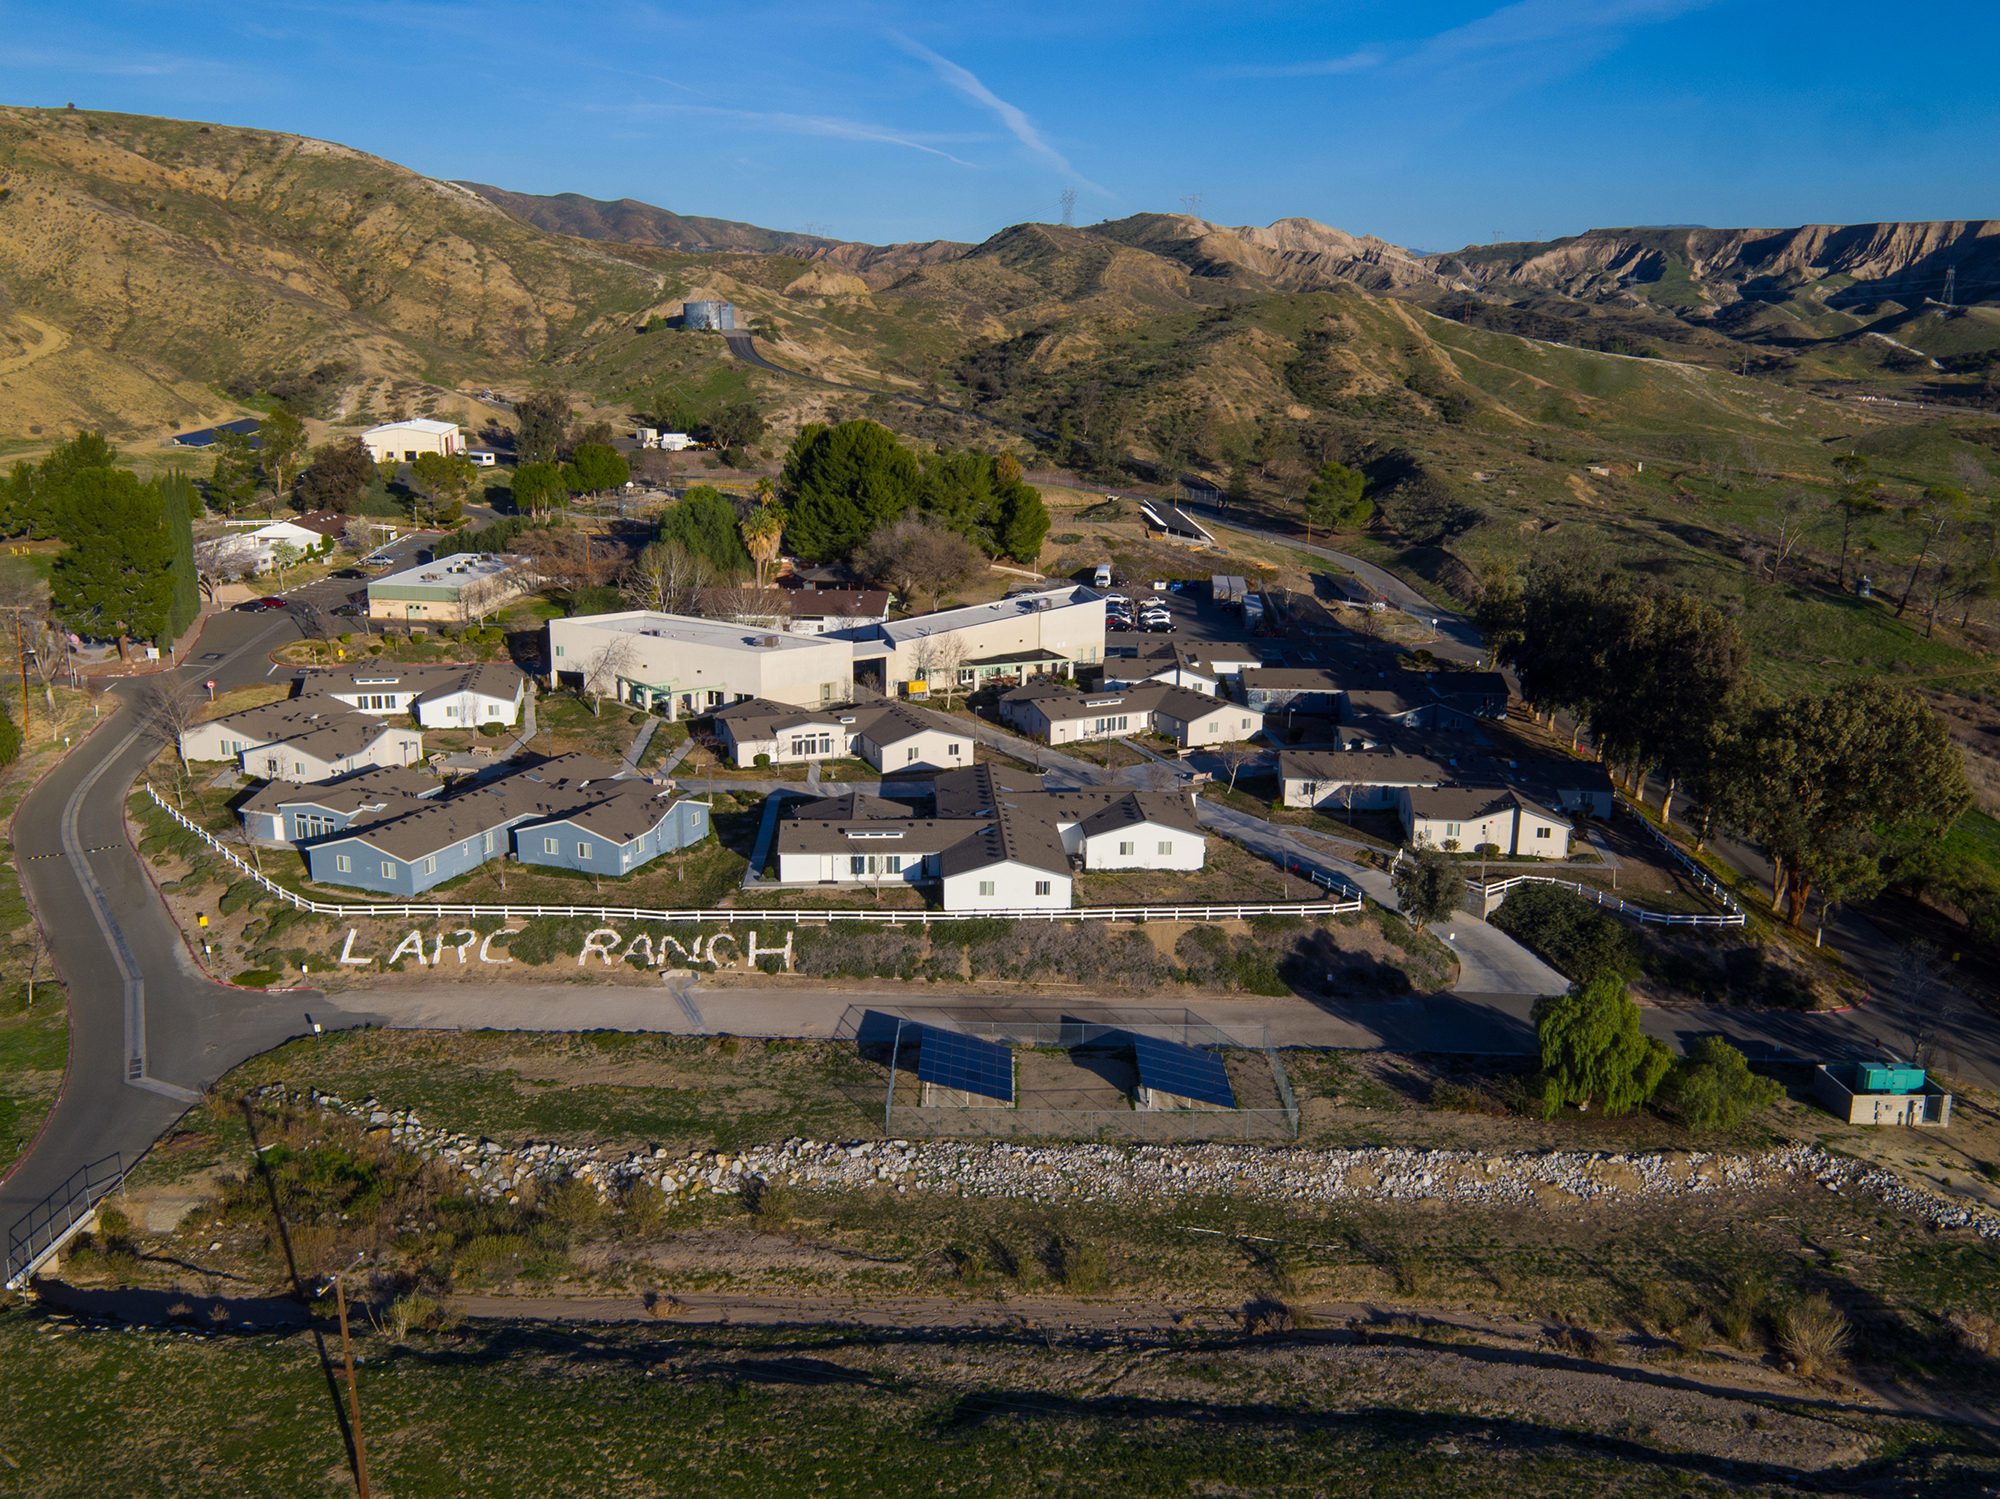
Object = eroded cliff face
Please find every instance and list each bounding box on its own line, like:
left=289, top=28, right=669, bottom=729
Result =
left=1084, top=212, right=1453, bottom=294
left=1429, top=222, right=2000, bottom=307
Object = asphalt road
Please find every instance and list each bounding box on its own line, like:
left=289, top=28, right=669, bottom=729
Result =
left=0, top=612, right=375, bottom=1269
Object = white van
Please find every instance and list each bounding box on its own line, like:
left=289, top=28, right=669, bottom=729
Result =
left=1093, top=564, right=1113, bottom=589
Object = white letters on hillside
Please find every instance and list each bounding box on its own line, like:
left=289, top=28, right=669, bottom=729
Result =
left=324, top=925, right=793, bottom=971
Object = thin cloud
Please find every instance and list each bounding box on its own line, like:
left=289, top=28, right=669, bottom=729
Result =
left=612, top=98, right=978, bottom=167
left=1216, top=50, right=1382, bottom=80
left=888, top=32, right=1108, bottom=196
left=1407, top=0, right=1716, bottom=70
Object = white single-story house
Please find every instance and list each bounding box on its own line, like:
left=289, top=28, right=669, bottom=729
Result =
left=316, top=662, right=527, bottom=729
left=712, top=699, right=854, bottom=769
left=182, top=700, right=422, bottom=776
left=1399, top=784, right=1572, bottom=857
left=1072, top=793, right=1206, bottom=871
left=937, top=815, right=1073, bottom=910
left=847, top=702, right=973, bottom=773
left=1001, top=680, right=1252, bottom=749
left=1279, top=749, right=1450, bottom=811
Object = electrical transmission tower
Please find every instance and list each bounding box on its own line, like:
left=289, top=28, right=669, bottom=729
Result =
left=1942, top=265, right=1957, bottom=308
left=1181, top=191, right=1204, bottom=219
left=1059, top=187, right=1076, bottom=228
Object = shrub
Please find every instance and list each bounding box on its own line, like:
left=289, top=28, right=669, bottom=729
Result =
left=754, top=752, right=771, bottom=768
left=1430, top=1078, right=1506, bottom=1116
left=1492, top=884, right=1641, bottom=983
left=1661, top=1036, right=1784, bottom=1132
left=1778, top=1296, right=1850, bottom=1378
left=231, top=969, right=280, bottom=988
left=478, top=720, right=504, bottom=737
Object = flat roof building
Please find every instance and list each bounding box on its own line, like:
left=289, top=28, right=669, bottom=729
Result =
left=362, top=419, right=463, bottom=464
left=548, top=610, right=857, bottom=720
left=367, top=553, right=532, bottom=624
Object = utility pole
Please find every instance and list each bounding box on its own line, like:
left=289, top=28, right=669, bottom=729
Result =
left=15, top=615, right=29, bottom=744
left=334, top=1262, right=372, bottom=1499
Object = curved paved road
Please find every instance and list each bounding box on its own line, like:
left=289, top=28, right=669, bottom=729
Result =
left=0, top=614, right=373, bottom=1268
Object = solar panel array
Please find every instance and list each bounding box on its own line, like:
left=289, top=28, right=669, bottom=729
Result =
left=1132, top=1033, right=1235, bottom=1109
left=915, top=1025, right=1015, bottom=1103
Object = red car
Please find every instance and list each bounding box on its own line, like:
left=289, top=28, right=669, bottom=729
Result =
left=232, top=597, right=291, bottom=612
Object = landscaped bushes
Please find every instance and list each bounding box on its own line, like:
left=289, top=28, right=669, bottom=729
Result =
left=1489, top=884, right=1641, bottom=983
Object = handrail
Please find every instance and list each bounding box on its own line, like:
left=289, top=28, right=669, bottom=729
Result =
left=142, top=783, right=1363, bottom=925
left=5, top=1153, right=125, bottom=1289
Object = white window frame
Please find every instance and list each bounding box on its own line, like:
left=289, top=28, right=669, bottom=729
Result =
left=577, top=841, right=591, bottom=860
left=422, top=856, right=436, bottom=875
left=335, top=854, right=352, bottom=873
left=543, top=836, right=560, bottom=854
left=1158, top=841, right=1173, bottom=855
left=381, top=860, right=395, bottom=878
left=1119, top=841, right=1135, bottom=856
left=978, top=880, right=995, bottom=897
left=1034, top=880, right=1051, bottom=896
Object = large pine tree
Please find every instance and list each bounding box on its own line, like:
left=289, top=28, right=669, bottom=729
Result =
left=779, top=421, right=919, bottom=561
left=50, top=466, right=178, bottom=649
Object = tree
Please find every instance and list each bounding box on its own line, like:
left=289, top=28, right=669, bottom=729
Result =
left=409, top=451, right=477, bottom=526
left=660, top=486, right=753, bottom=578
left=1390, top=846, right=1465, bottom=935
left=624, top=539, right=711, bottom=614
left=914, top=447, right=1049, bottom=562
left=139, top=679, right=202, bottom=807
left=1896, top=485, right=1970, bottom=617
left=193, top=536, right=251, bottom=604
left=267, top=540, right=304, bottom=587
left=741, top=502, right=785, bottom=591
left=1218, top=745, right=1257, bottom=792
left=1760, top=487, right=1818, bottom=585
left=1829, top=454, right=1885, bottom=593
left=1303, top=461, right=1371, bottom=534
left=1735, top=682, right=1972, bottom=925
left=1532, top=975, right=1671, bottom=1116
left=562, top=442, right=629, bottom=499
left=581, top=631, right=640, bottom=717
left=0, top=699, right=19, bottom=767
left=515, top=384, right=571, bottom=467
left=1473, top=567, right=1526, bottom=665
left=706, top=402, right=766, bottom=451
left=857, top=515, right=981, bottom=613
left=930, top=634, right=971, bottom=709
left=779, top=421, right=920, bottom=560
left=49, top=468, right=178, bottom=653
left=512, top=461, right=567, bottom=515
left=256, top=407, right=307, bottom=511
left=294, top=436, right=374, bottom=513
left=1662, top=1036, right=1783, bottom=1133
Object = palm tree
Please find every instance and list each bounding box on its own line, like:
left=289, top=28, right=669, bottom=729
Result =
left=741, top=502, right=785, bottom=592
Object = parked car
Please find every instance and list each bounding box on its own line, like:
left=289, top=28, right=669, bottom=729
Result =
left=1138, top=616, right=1173, bottom=634
left=331, top=603, right=366, bottom=617
left=1102, top=594, right=1130, bottom=608
left=1107, top=616, right=1132, bottom=632
left=233, top=597, right=290, bottom=612
left=332, top=568, right=368, bottom=579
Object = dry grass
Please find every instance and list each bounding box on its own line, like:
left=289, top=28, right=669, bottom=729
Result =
left=1777, top=1296, right=1850, bottom=1379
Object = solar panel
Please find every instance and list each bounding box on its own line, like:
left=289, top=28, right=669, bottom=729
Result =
left=1131, top=1033, right=1235, bottom=1110
left=915, top=1025, right=1014, bottom=1103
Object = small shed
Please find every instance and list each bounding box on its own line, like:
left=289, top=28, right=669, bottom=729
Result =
left=1814, top=1062, right=1953, bottom=1127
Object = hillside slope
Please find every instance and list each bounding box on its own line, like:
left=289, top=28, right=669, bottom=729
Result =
left=0, top=107, right=676, bottom=437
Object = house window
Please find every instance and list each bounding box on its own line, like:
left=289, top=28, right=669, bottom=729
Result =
left=294, top=762, right=305, bottom=777
left=884, top=855, right=902, bottom=875
left=819, top=735, right=832, bottom=754
left=906, top=747, right=918, bottom=762
left=949, top=742, right=961, bottom=755
left=821, top=682, right=833, bottom=703
left=422, top=856, right=436, bottom=875
left=266, top=757, right=280, bottom=775
left=1158, top=841, right=1173, bottom=855
left=483, top=831, right=495, bottom=854
left=1536, top=826, right=1551, bottom=838
left=707, top=691, right=724, bottom=708
left=554, top=646, right=565, bottom=658
left=487, top=705, right=500, bottom=717
left=577, top=842, right=592, bottom=860
left=1034, top=880, right=1051, bottom=896
left=850, top=855, right=866, bottom=875
left=978, top=880, right=995, bottom=897
left=446, top=706, right=457, bottom=718
left=1119, top=841, right=1135, bottom=855
left=1445, top=822, right=1462, bottom=837
left=381, top=861, right=395, bottom=878
left=1242, top=718, right=1253, bottom=730
left=293, top=815, right=306, bottom=839
left=543, top=837, right=560, bottom=854
left=335, top=854, right=352, bottom=873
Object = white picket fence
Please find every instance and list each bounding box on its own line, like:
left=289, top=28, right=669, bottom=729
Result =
left=1470, top=872, right=1744, bottom=928
left=142, top=783, right=1361, bottom=925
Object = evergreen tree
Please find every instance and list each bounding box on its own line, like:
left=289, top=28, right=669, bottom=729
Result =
left=660, top=486, right=753, bottom=578
left=159, top=471, right=200, bottom=644
left=512, top=462, right=567, bottom=515
left=562, top=442, right=630, bottom=498
left=0, top=699, right=18, bottom=766
left=50, top=468, right=177, bottom=647
left=779, top=421, right=919, bottom=561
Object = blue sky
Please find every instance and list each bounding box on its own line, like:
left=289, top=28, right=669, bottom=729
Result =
left=3, top=0, right=1994, bottom=250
